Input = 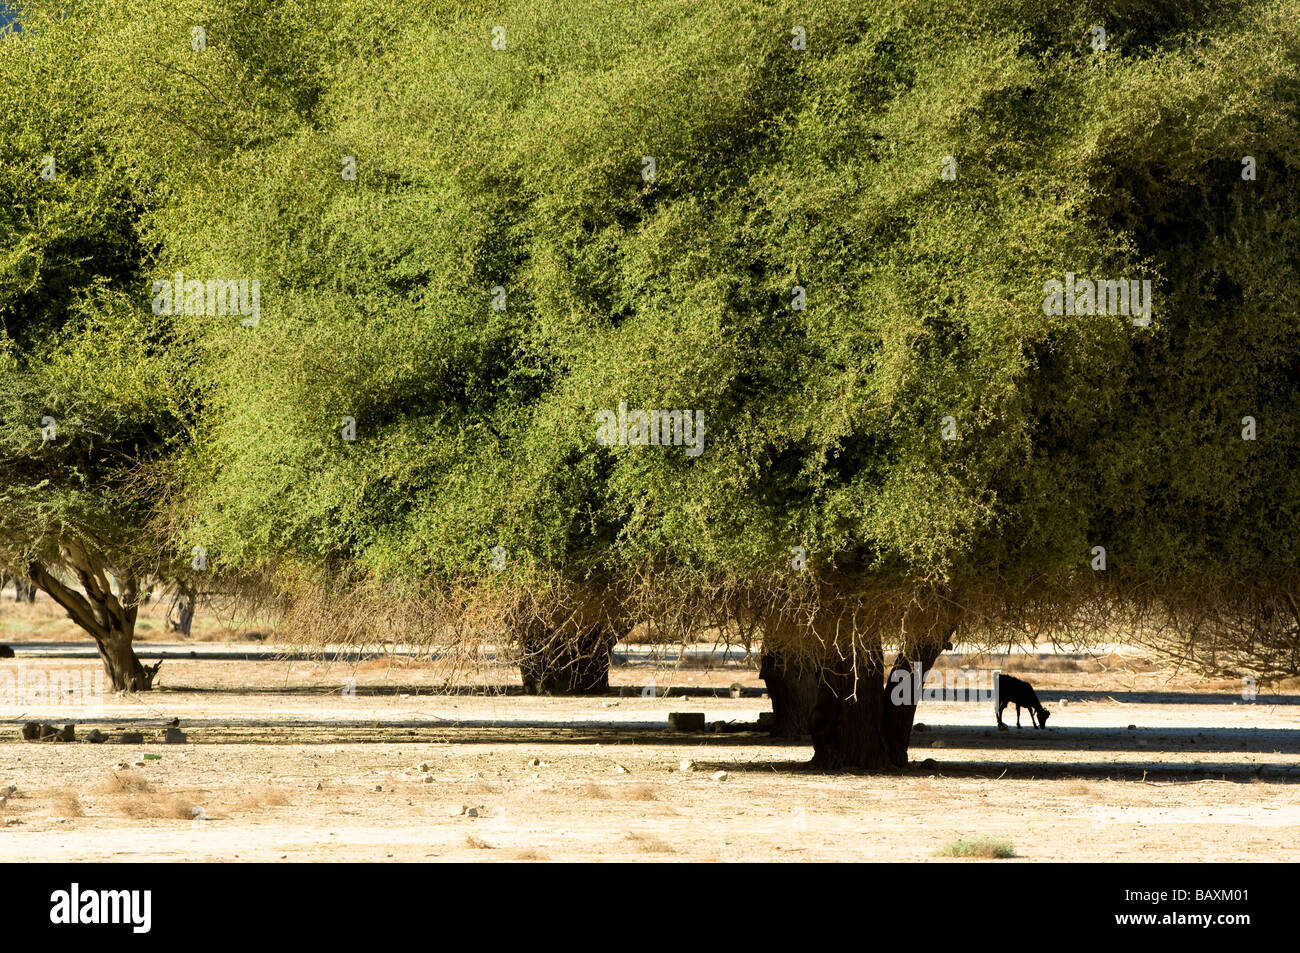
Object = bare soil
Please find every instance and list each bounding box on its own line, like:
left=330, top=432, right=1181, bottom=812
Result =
left=1, top=595, right=1297, bottom=861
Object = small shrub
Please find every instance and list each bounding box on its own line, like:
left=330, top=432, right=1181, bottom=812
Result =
left=940, top=837, right=1016, bottom=859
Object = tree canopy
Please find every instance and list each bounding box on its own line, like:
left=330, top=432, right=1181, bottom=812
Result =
left=3, top=0, right=1297, bottom=757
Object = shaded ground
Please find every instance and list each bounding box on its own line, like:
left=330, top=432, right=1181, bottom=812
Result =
left=1, top=594, right=1297, bottom=861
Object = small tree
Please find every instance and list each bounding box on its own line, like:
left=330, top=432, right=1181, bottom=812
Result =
left=0, top=9, right=193, bottom=689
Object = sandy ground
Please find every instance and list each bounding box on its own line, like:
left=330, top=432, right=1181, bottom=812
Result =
left=1, top=595, right=1298, bottom=862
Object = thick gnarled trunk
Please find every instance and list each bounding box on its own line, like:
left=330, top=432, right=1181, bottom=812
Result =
left=518, top=625, right=615, bottom=695
left=760, top=650, right=818, bottom=738
left=27, top=539, right=159, bottom=692
left=809, top=661, right=896, bottom=770
left=806, top=594, right=955, bottom=770
left=880, top=639, right=951, bottom=767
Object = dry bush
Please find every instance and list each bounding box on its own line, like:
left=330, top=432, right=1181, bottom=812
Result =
left=115, top=793, right=198, bottom=820
left=1037, top=656, right=1083, bottom=673
left=52, top=791, right=85, bottom=818
left=512, top=848, right=548, bottom=861
left=678, top=650, right=722, bottom=670
left=97, top=769, right=152, bottom=794
left=464, top=834, right=494, bottom=849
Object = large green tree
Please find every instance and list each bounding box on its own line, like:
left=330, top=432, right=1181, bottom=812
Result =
left=71, top=0, right=1300, bottom=760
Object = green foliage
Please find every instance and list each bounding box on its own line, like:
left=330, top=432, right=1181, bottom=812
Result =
left=939, top=837, right=1016, bottom=859
left=7, top=0, right=1299, bottom=639
left=0, top=7, right=191, bottom=576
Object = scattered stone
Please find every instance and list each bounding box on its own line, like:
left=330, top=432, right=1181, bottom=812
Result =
left=419, top=763, right=430, bottom=773
left=601, top=701, right=619, bottom=708
left=668, top=712, right=706, bottom=732
left=86, top=729, right=106, bottom=744
left=373, top=785, right=382, bottom=792
left=2, top=785, right=15, bottom=797
left=1059, top=699, right=1069, bottom=708
left=613, top=763, right=629, bottom=774
left=316, top=781, right=323, bottom=790
left=422, top=774, right=434, bottom=784
left=119, top=731, right=144, bottom=745
left=729, top=683, right=743, bottom=698
left=679, top=759, right=694, bottom=772
left=114, top=762, right=131, bottom=771
left=163, top=727, right=187, bottom=744
left=19, top=722, right=68, bottom=742
left=711, top=770, right=728, bottom=782
left=132, top=761, right=145, bottom=768
left=527, top=758, right=541, bottom=767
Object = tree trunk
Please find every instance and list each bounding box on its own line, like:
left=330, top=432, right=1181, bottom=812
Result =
left=760, top=650, right=818, bottom=738
left=519, top=626, right=614, bottom=695
left=27, top=541, right=160, bottom=692
left=809, top=661, right=895, bottom=770
left=880, top=639, right=949, bottom=767
left=7, top=573, right=36, bottom=602
left=96, top=623, right=157, bottom=691
left=169, top=584, right=196, bottom=637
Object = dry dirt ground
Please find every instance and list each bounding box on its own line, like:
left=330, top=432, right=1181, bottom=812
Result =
left=1, top=596, right=1297, bottom=862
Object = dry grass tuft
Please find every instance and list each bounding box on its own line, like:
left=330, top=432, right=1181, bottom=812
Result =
left=231, top=785, right=291, bottom=811
left=464, top=834, right=494, bottom=849
left=583, top=781, right=659, bottom=801
left=624, top=831, right=674, bottom=853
